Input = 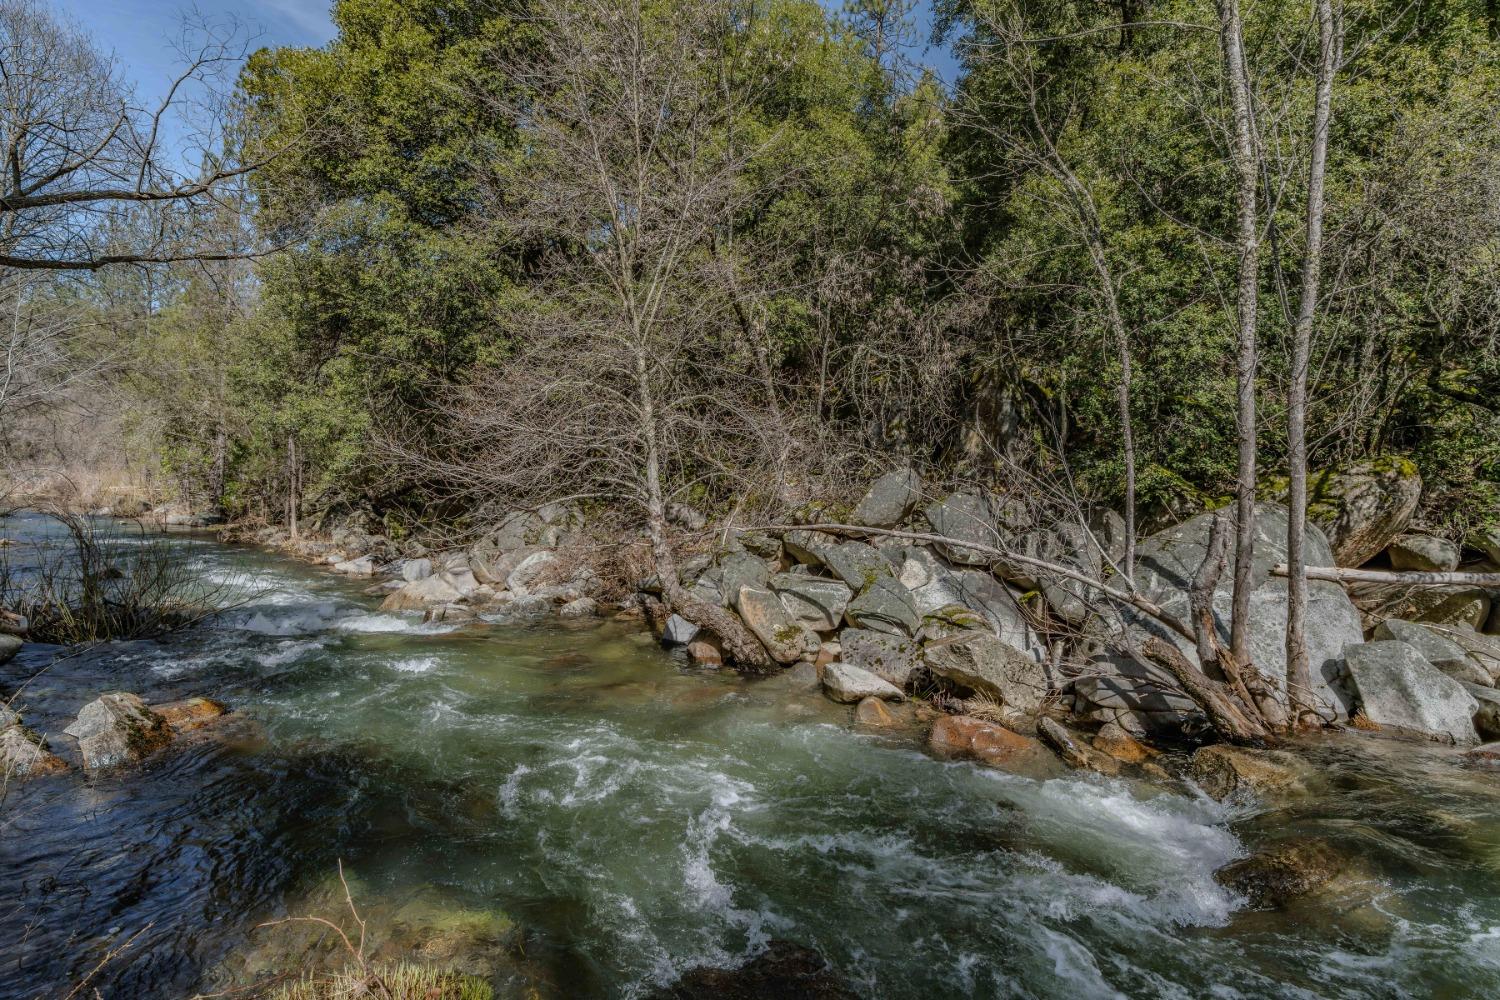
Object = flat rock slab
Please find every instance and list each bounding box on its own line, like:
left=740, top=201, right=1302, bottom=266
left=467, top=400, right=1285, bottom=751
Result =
left=770, top=573, right=851, bottom=633
left=1373, top=619, right=1489, bottom=685
left=1345, top=641, right=1479, bottom=744
left=839, top=629, right=921, bottom=687
left=845, top=576, right=920, bottom=636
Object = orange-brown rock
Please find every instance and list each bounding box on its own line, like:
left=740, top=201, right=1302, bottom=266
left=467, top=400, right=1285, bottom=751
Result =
left=928, top=715, right=1046, bottom=769
left=1093, top=722, right=1152, bottom=764
left=687, top=634, right=724, bottom=667
left=153, top=697, right=229, bottom=733
left=854, top=697, right=895, bottom=727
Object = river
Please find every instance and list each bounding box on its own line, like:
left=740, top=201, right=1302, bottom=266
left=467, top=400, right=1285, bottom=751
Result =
left=3, top=513, right=1500, bottom=998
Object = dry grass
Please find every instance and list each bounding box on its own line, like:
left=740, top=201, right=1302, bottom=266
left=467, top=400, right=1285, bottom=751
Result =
left=266, top=963, right=493, bottom=1000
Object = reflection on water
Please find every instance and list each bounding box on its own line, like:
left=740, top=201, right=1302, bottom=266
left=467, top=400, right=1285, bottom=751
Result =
left=3, top=513, right=1500, bottom=998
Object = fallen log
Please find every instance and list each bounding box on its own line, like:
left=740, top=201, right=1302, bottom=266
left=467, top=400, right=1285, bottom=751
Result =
left=1272, top=565, right=1500, bottom=588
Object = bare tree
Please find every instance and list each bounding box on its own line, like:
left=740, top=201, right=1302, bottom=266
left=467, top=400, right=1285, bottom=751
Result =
left=0, top=0, right=272, bottom=272
left=1284, top=0, right=1341, bottom=726
left=400, top=0, right=823, bottom=669
left=1213, top=0, right=1266, bottom=686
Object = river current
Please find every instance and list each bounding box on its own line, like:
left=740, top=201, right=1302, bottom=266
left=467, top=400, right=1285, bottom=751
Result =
left=3, top=514, right=1500, bottom=998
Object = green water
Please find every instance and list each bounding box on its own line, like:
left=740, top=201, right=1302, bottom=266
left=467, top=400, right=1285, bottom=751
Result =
left=4, top=515, right=1500, bottom=998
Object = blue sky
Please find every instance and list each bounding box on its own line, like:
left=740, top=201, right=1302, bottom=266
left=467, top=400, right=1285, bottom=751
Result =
left=49, top=0, right=957, bottom=104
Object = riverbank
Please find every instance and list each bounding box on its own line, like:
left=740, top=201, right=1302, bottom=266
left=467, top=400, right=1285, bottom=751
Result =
left=5, top=481, right=1500, bottom=997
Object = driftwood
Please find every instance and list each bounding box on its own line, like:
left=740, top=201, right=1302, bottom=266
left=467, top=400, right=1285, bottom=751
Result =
left=1273, top=565, right=1500, bottom=587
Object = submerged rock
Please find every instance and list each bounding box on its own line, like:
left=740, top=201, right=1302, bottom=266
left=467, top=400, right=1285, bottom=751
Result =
left=1190, top=745, right=1308, bottom=802
left=853, top=696, right=897, bottom=727
left=382, top=575, right=464, bottom=612
left=153, top=697, right=228, bottom=733
left=1214, top=838, right=1345, bottom=909
left=927, top=714, right=1050, bottom=771
left=1345, top=641, right=1479, bottom=743
left=63, top=692, right=173, bottom=769
left=649, top=940, right=858, bottom=1000
left=822, top=662, right=903, bottom=703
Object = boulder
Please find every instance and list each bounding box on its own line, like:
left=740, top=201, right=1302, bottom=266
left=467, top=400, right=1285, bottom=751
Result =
left=1303, top=457, right=1422, bottom=567
left=1432, top=626, right=1500, bottom=683
left=820, top=540, right=893, bottom=590
left=922, top=630, right=1050, bottom=714
left=821, top=662, right=904, bottom=703
left=0, top=633, right=20, bottom=666
left=1463, top=683, right=1500, bottom=741
left=1128, top=504, right=1361, bottom=718
left=718, top=551, right=773, bottom=602
left=770, top=573, right=851, bottom=633
left=1214, top=838, right=1345, bottom=909
left=844, top=576, right=921, bottom=636
left=63, top=692, right=173, bottom=769
left=662, top=613, right=699, bottom=646
left=1036, top=717, right=1121, bottom=776
left=484, top=511, right=551, bottom=555
left=927, top=715, right=1047, bottom=769
left=1406, top=587, right=1491, bottom=630
left=734, top=587, right=818, bottom=665
left=1467, top=525, right=1500, bottom=564
left=559, top=597, right=598, bottom=619
left=436, top=559, right=481, bottom=597
left=381, top=575, right=464, bottom=612
left=853, top=696, right=898, bottom=727
left=1068, top=656, right=1211, bottom=741
left=895, top=548, right=1045, bottom=656
left=923, top=493, right=1004, bottom=565
left=1462, top=742, right=1500, bottom=766
left=1190, top=745, right=1308, bottom=802
left=850, top=468, right=924, bottom=528
left=1372, top=619, right=1490, bottom=685
left=839, top=629, right=921, bottom=688
left=0, top=723, right=67, bottom=777
left=1092, top=722, right=1152, bottom=764
left=332, top=555, right=378, bottom=577
left=506, top=550, right=560, bottom=596
left=687, top=634, right=725, bottom=667
left=1344, top=641, right=1479, bottom=743
left=1387, top=534, right=1460, bottom=573
left=783, top=529, right=838, bottom=567
left=153, top=697, right=228, bottom=733
left=401, top=558, right=434, bottom=583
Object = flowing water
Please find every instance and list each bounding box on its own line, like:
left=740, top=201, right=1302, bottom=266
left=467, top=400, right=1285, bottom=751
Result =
left=3, top=513, right=1500, bottom=998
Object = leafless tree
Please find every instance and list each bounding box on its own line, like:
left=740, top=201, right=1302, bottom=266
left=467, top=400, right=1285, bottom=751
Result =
left=1284, top=0, right=1342, bottom=726
left=0, top=0, right=273, bottom=272
left=398, top=0, right=827, bottom=669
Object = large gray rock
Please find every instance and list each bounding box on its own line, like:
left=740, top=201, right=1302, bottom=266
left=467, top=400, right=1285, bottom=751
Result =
left=1406, top=587, right=1491, bottom=630
left=783, top=529, right=838, bottom=567
left=822, top=662, right=904, bottom=703
left=1463, top=683, right=1500, bottom=741
left=0, top=633, right=20, bottom=666
left=1068, top=656, right=1211, bottom=740
left=381, top=575, right=464, bottom=612
left=1373, top=619, right=1491, bottom=686
left=845, top=576, right=921, bottom=636
left=851, top=469, right=924, bottom=528
left=1128, top=504, right=1362, bottom=719
left=1467, top=526, right=1500, bottom=564
left=923, top=493, right=1004, bottom=565
left=734, top=586, right=819, bottom=664
left=821, top=541, right=893, bottom=590
left=662, top=614, right=699, bottom=645
left=1387, top=534, right=1460, bottom=573
left=401, top=558, right=434, bottom=583
left=718, top=551, right=773, bottom=602
left=770, top=573, right=851, bottom=633
left=506, top=550, right=559, bottom=595
left=893, top=547, right=1044, bottom=660
left=332, top=555, right=377, bottom=577
left=923, top=630, right=1050, bottom=713
left=1432, top=626, right=1500, bottom=684
left=1345, top=641, right=1479, bottom=743
left=63, top=692, right=174, bottom=769
left=839, top=629, right=922, bottom=687
left=1305, top=458, right=1421, bottom=567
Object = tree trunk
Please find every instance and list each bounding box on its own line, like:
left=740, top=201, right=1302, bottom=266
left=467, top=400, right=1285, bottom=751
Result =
left=1285, top=0, right=1339, bottom=727
left=1141, top=637, right=1270, bottom=743
left=1216, top=0, right=1262, bottom=670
